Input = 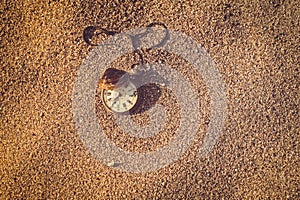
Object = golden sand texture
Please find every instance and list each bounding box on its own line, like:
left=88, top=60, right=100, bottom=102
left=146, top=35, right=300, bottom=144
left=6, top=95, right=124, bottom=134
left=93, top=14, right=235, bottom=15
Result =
left=1, top=0, right=299, bottom=199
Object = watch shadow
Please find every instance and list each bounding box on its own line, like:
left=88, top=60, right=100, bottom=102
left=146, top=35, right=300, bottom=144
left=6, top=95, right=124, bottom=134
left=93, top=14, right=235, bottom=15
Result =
left=129, top=83, right=162, bottom=115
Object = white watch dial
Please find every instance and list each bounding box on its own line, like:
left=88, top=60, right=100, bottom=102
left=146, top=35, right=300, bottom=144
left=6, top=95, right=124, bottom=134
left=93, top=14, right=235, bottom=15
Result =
left=102, top=81, right=138, bottom=113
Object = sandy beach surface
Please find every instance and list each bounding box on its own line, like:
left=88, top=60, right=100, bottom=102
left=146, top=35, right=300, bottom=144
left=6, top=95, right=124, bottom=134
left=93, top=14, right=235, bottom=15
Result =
left=1, top=0, right=299, bottom=199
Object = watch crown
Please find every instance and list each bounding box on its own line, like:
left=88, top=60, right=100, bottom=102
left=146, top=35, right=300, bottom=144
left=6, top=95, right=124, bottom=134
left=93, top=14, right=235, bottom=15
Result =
left=99, top=68, right=129, bottom=90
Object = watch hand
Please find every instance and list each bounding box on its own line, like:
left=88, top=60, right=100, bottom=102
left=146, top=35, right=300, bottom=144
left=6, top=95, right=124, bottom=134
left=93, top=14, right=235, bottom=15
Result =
left=111, top=91, right=124, bottom=103
left=110, top=91, right=120, bottom=101
left=111, top=100, right=117, bottom=107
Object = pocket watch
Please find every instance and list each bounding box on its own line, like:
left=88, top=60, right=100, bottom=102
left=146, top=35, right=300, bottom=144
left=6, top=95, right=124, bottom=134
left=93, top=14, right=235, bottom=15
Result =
left=99, top=68, right=140, bottom=114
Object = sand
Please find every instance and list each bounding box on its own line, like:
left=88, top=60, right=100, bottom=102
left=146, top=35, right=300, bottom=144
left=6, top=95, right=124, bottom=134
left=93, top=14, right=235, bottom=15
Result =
left=1, top=0, right=299, bottom=199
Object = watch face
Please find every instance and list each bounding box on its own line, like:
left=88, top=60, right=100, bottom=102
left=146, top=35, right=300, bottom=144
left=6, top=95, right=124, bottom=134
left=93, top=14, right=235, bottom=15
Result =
left=102, top=81, right=139, bottom=113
